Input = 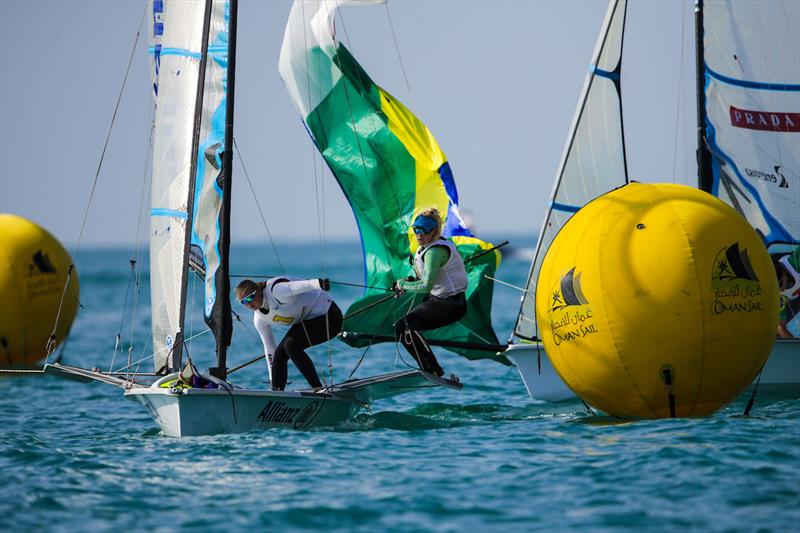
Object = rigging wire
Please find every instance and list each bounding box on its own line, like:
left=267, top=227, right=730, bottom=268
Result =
left=671, top=0, right=688, bottom=182
left=300, top=0, right=333, bottom=386
left=232, top=137, right=285, bottom=274
left=45, top=3, right=149, bottom=364
left=383, top=2, right=419, bottom=115
left=128, top=118, right=155, bottom=368
left=327, top=0, right=406, bottom=243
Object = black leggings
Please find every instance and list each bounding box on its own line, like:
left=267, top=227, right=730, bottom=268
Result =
left=272, top=302, right=343, bottom=391
left=394, top=293, right=467, bottom=376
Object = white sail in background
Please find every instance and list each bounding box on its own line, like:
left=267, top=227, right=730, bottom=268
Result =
left=148, top=0, right=208, bottom=372
left=513, top=0, right=629, bottom=341
left=703, top=0, right=800, bottom=249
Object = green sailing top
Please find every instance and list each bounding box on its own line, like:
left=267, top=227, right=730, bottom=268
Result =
left=279, top=0, right=505, bottom=363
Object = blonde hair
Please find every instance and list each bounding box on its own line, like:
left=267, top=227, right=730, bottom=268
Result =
left=235, top=279, right=266, bottom=300
left=417, top=207, right=443, bottom=240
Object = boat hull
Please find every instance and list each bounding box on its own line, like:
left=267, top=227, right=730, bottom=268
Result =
left=125, top=387, right=359, bottom=437
left=507, top=338, right=800, bottom=402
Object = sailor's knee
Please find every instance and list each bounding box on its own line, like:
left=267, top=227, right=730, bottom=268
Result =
left=273, top=345, right=290, bottom=364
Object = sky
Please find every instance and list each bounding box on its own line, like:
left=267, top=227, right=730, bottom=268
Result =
left=0, top=0, right=698, bottom=249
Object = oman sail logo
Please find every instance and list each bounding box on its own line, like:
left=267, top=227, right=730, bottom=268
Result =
left=26, top=250, right=60, bottom=299
left=548, top=267, right=598, bottom=346
left=28, top=250, right=57, bottom=276
left=711, top=242, right=764, bottom=315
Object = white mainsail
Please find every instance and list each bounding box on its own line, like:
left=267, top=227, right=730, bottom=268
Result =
left=148, top=0, right=233, bottom=373
left=702, top=0, right=800, bottom=249
left=513, top=0, right=629, bottom=341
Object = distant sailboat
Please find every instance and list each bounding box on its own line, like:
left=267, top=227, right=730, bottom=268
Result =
left=505, top=0, right=799, bottom=402
left=43, top=0, right=487, bottom=436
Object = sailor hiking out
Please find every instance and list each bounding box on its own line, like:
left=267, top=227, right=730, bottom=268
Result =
left=236, top=277, right=342, bottom=390
left=392, top=208, right=468, bottom=377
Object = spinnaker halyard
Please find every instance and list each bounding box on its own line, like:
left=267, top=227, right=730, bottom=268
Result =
left=278, top=0, right=505, bottom=363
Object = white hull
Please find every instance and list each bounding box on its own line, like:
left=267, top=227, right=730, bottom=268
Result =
left=123, top=369, right=456, bottom=437
left=44, top=364, right=457, bottom=437
left=507, top=338, right=800, bottom=403
left=125, top=386, right=358, bottom=437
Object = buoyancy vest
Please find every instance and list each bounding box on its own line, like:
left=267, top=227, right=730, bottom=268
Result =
left=261, top=276, right=332, bottom=325
left=414, top=238, right=468, bottom=298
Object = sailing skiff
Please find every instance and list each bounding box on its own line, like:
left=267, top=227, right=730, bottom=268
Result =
left=507, top=0, right=800, bottom=402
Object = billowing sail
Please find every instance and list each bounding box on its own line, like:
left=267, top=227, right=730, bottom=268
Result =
left=513, top=0, right=628, bottom=341
left=279, top=0, right=502, bottom=362
left=148, top=0, right=234, bottom=373
left=702, top=0, right=800, bottom=249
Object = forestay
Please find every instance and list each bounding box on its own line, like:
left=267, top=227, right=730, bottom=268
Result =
left=702, top=0, right=800, bottom=248
left=513, top=0, right=629, bottom=341
left=279, top=0, right=503, bottom=362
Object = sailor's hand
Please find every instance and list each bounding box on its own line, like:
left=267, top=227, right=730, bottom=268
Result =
left=318, top=278, right=331, bottom=291
left=391, top=281, right=405, bottom=297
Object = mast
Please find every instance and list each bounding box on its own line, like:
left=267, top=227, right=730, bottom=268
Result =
left=173, top=0, right=215, bottom=370
left=694, top=0, right=713, bottom=193
left=209, top=0, right=238, bottom=381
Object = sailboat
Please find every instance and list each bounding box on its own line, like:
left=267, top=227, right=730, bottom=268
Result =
left=43, top=0, right=501, bottom=436
left=505, top=0, right=799, bottom=402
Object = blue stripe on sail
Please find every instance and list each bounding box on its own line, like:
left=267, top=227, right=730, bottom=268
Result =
left=439, top=163, right=475, bottom=238
left=151, top=208, right=188, bottom=219
left=146, top=46, right=226, bottom=57
left=590, top=65, right=620, bottom=81
left=148, top=47, right=202, bottom=59
left=705, top=120, right=794, bottom=245
left=550, top=201, right=581, bottom=214
left=706, top=65, right=800, bottom=92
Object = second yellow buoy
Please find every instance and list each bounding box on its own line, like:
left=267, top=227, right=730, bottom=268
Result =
left=536, top=183, right=778, bottom=418
left=0, top=214, right=80, bottom=367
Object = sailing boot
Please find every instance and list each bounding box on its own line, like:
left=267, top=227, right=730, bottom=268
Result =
left=420, top=352, right=445, bottom=378
left=409, top=330, right=444, bottom=377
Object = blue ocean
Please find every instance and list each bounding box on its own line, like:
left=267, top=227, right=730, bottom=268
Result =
left=1, top=241, right=798, bottom=532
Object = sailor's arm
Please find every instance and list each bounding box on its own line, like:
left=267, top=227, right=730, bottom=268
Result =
left=253, top=310, right=276, bottom=379
left=398, top=246, right=449, bottom=294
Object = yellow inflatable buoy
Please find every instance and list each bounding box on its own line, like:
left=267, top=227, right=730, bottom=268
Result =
left=0, top=214, right=80, bottom=367
left=536, top=183, right=778, bottom=418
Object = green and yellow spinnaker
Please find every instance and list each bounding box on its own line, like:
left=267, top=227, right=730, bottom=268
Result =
left=279, top=0, right=505, bottom=362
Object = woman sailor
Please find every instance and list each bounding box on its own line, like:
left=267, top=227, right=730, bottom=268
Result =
left=392, top=208, right=468, bottom=377
left=235, top=277, right=341, bottom=390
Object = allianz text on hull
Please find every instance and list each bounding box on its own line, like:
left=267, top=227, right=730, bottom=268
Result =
left=125, top=378, right=358, bottom=437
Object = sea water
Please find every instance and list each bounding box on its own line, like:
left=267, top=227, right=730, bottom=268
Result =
left=1, top=241, right=798, bottom=532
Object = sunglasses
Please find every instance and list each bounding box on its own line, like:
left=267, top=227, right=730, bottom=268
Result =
left=413, top=226, right=433, bottom=235
left=240, top=289, right=258, bottom=305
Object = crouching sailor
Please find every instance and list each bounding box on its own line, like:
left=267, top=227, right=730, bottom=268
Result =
left=235, top=277, right=342, bottom=390
left=392, top=208, right=468, bottom=377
